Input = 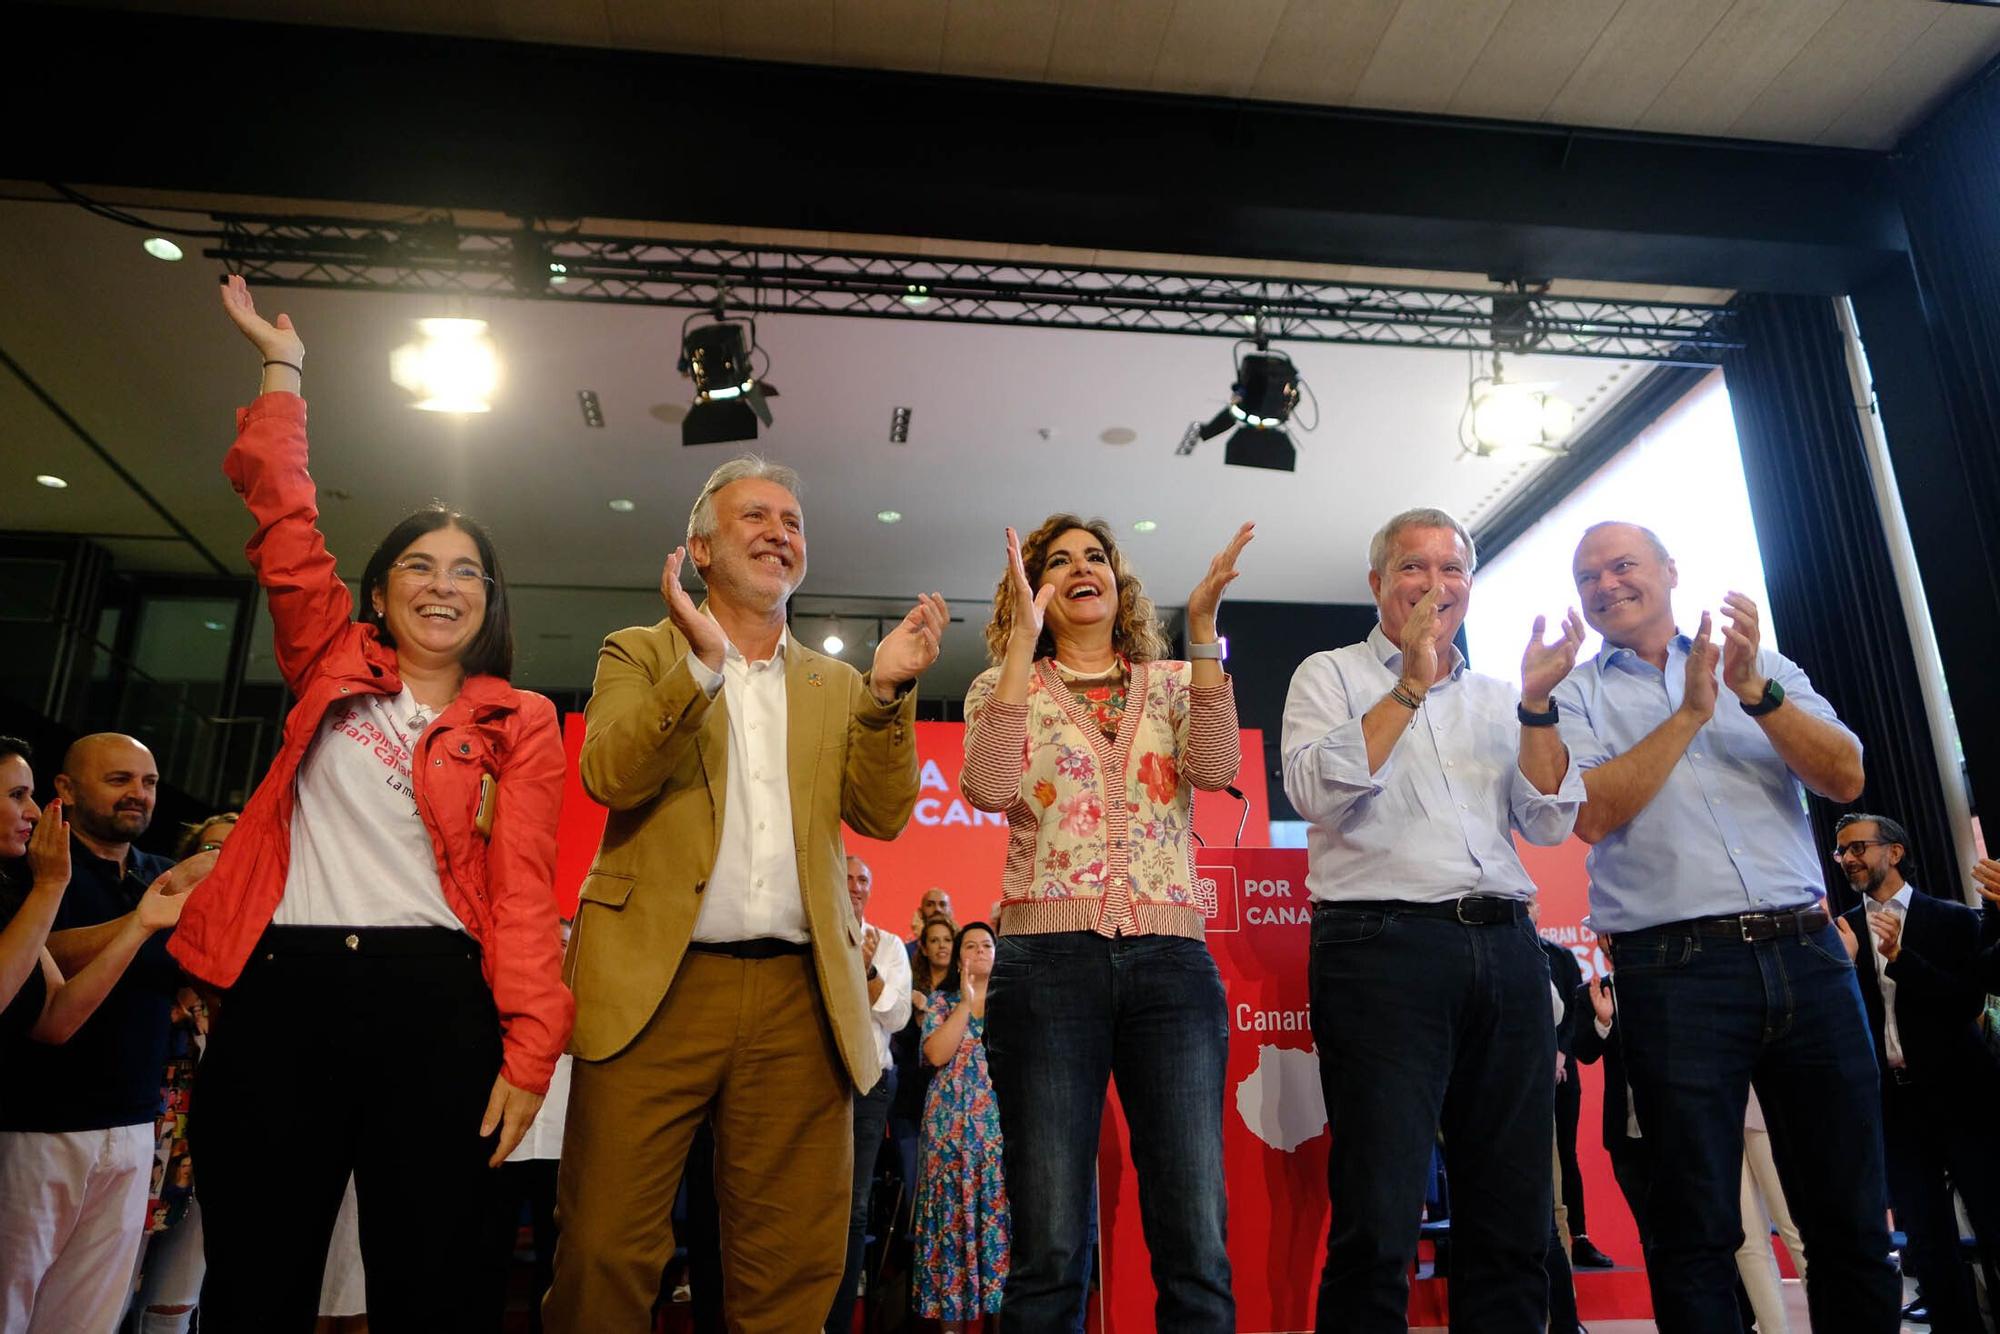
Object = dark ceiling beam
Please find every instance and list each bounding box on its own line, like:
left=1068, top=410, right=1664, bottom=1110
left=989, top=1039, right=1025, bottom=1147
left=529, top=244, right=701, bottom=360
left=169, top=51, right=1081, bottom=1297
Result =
left=6, top=6, right=1909, bottom=294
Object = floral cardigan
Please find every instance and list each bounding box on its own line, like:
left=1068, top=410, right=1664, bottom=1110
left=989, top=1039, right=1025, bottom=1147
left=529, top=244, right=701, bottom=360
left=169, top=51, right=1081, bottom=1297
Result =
left=961, top=658, right=1239, bottom=938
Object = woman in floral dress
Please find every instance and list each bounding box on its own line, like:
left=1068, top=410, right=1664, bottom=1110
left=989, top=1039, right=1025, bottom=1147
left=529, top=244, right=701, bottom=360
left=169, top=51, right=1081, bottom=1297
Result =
left=914, top=921, right=1007, bottom=1330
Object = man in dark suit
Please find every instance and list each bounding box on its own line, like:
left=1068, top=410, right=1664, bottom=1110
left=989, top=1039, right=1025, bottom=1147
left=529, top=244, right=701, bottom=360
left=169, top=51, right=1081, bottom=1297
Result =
left=1833, top=812, right=2000, bottom=1334
left=1540, top=931, right=1614, bottom=1270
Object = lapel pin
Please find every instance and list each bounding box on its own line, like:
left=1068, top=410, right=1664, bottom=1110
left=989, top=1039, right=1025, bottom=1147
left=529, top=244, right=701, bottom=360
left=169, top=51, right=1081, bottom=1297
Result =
left=807, top=671, right=824, bottom=687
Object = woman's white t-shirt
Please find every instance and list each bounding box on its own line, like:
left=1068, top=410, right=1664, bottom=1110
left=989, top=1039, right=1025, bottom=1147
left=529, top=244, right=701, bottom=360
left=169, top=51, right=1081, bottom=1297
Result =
left=272, top=686, right=461, bottom=929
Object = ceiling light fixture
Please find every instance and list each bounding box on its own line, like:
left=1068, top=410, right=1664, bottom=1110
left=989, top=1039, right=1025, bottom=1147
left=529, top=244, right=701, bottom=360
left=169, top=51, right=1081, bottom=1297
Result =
left=34, top=474, right=68, bottom=489
left=889, top=406, right=912, bottom=444
left=679, top=298, right=778, bottom=446
left=142, top=237, right=183, bottom=262
left=901, top=285, right=932, bottom=308
left=1189, top=321, right=1312, bottom=472
left=390, top=318, right=500, bottom=413
left=578, top=389, right=604, bottom=428
left=608, top=498, right=636, bottom=513
left=1461, top=351, right=1576, bottom=458
left=822, top=621, right=845, bottom=655
left=1132, top=519, right=1158, bottom=533
left=876, top=509, right=903, bottom=524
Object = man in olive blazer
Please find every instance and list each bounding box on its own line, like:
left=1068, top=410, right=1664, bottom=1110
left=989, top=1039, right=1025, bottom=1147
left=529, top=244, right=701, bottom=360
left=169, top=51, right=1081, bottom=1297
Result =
left=546, top=456, right=946, bottom=1334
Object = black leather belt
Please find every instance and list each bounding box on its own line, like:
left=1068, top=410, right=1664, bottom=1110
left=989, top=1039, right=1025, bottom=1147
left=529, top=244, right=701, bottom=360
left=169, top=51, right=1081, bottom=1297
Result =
left=1318, top=896, right=1528, bottom=925
left=255, top=925, right=476, bottom=958
left=1616, top=905, right=1830, bottom=944
left=688, top=938, right=809, bottom=960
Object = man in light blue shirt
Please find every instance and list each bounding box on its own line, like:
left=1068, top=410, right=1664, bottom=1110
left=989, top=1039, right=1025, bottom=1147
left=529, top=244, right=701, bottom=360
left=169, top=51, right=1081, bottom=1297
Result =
left=1283, top=506, right=1584, bottom=1334
left=1551, top=520, right=1896, bottom=1333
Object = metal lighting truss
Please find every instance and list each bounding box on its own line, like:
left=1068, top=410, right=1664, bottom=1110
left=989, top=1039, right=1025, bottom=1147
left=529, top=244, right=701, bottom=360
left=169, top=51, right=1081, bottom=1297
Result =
left=207, top=214, right=1738, bottom=365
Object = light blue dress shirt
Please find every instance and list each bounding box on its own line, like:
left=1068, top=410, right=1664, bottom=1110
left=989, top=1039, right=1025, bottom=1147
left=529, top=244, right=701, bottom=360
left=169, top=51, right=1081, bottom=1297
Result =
left=1551, top=635, right=1859, bottom=934
left=1282, top=624, right=1584, bottom=905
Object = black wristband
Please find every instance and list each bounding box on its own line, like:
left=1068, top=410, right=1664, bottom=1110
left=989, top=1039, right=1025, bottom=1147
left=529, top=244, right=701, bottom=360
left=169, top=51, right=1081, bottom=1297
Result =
left=1518, top=699, right=1560, bottom=727
left=865, top=965, right=879, bottom=982
left=1741, top=678, right=1786, bottom=717
left=262, top=359, right=302, bottom=376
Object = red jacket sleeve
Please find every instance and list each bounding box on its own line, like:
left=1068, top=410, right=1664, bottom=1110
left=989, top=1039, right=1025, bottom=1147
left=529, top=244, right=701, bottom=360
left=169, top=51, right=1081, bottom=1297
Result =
left=486, top=693, right=575, bottom=1093
left=223, top=393, right=355, bottom=696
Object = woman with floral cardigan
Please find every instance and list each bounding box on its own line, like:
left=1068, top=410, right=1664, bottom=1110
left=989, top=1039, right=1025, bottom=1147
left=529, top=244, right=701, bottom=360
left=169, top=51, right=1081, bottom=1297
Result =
left=961, top=513, right=1252, bottom=1330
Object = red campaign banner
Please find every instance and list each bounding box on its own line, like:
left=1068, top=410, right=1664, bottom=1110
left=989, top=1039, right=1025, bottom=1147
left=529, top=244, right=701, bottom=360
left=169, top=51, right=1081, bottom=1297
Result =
left=1094, top=845, right=1654, bottom=1332
left=555, top=716, right=1271, bottom=937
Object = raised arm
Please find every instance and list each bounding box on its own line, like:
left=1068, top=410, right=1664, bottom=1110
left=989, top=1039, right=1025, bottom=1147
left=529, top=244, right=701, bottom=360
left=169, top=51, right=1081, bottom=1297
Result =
left=1720, top=594, right=1863, bottom=802
left=1, top=800, right=69, bottom=1015
left=217, top=276, right=353, bottom=693
left=1180, top=523, right=1252, bottom=790
left=1567, top=616, right=1717, bottom=845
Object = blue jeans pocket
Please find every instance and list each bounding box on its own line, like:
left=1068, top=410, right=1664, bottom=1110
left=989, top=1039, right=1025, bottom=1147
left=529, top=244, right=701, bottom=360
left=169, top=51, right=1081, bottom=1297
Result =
left=1607, top=933, right=1694, bottom=971
left=1311, top=906, right=1386, bottom=946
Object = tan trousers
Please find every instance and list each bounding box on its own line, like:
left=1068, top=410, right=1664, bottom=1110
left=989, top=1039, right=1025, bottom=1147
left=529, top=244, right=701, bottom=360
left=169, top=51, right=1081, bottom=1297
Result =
left=544, top=950, right=853, bottom=1333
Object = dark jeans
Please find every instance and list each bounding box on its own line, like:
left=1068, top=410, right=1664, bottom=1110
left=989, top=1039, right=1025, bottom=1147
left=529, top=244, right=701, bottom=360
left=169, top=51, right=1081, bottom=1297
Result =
left=1608, top=918, right=1899, bottom=1334
left=486, top=1159, right=558, bottom=1334
left=193, top=927, right=503, bottom=1333
left=1882, top=1072, right=2000, bottom=1334
left=827, top=1070, right=895, bottom=1333
left=1308, top=902, right=1554, bottom=1334
left=1607, top=1138, right=1655, bottom=1254
left=1555, top=1063, right=1588, bottom=1239
left=985, top=930, right=1233, bottom=1333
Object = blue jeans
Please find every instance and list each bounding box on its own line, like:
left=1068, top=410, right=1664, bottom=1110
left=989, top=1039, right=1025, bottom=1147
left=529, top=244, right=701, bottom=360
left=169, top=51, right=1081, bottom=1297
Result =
left=1308, top=903, right=1555, bottom=1333
left=984, top=931, right=1233, bottom=1333
left=1608, top=918, right=1899, bottom=1333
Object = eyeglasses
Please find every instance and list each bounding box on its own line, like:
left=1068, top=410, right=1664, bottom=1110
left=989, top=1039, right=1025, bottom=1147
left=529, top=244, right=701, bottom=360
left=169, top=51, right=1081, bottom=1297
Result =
left=389, top=557, right=493, bottom=591
left=1829, top=838, right=1889, bottom=862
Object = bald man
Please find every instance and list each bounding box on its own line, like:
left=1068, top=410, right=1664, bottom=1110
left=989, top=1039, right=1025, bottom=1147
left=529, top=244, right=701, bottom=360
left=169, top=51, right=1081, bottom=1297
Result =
left=0, top=734, right=182, bottom=1334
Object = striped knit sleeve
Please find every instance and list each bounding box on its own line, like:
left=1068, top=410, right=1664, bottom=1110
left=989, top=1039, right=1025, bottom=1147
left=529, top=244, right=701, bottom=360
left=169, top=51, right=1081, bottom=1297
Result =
left=1182, top=670, right=1241, bottom=791
left=962, top=666, right=1030, bottom=812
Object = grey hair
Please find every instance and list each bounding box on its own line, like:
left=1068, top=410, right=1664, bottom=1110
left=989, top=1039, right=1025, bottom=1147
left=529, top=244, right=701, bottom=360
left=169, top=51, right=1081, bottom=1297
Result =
left=1368, top=507, right=1478, bottom=577
left=685, top=455, right=804, bottom=545
left=1580, top=520, right=1671, bottom=564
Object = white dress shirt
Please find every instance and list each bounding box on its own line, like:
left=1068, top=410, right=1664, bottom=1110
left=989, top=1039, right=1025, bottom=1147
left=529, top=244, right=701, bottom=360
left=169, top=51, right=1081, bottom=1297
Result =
left=860, top=918, right=913, bottom=1070
left=1863, top=884, right=1914, bottom=1069
left=1281, top=624, right=1583, bottom=905
left=686, top=626, right=808, bottom=944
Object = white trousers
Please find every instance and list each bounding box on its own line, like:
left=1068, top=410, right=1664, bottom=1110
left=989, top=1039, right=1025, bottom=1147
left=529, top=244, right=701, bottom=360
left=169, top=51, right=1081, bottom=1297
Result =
left=1736, top=1123, right=1809, bottom=1334
left=0, top=1125, right=154, bottom=1334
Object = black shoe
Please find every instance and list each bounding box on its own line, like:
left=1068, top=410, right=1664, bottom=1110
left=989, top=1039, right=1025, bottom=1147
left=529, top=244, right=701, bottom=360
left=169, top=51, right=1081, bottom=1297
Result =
left=1901, top=1298, right=1930, bottom=1323
left=1570, top=1237, right=1616, bottom=1269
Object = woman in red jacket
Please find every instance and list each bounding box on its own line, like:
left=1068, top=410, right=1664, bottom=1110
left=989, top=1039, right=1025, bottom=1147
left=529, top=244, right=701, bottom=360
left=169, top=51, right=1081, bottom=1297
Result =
left=173, top=278, right=573, bottom=1332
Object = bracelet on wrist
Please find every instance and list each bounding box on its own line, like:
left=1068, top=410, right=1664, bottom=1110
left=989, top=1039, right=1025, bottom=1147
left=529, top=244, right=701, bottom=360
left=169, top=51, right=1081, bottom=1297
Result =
left=1389, top=682, right=1425, bottom=711
left=262, top=359, right=303, bottom=377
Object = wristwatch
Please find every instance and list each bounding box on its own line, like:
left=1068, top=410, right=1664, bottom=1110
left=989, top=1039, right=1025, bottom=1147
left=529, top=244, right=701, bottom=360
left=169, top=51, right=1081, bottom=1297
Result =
left=1186, top=640, right=1225, bottom=660
left=1517, top=699, right=1560, bottom=727
left=1741, top=678, right=1786, bottom=717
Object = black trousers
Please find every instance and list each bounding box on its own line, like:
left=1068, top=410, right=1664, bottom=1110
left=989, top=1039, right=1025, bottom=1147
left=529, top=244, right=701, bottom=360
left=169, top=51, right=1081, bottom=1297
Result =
left=1555, top=1062, right=1589, bottom=1239
left=487, top=1159, right=559, bottom=1334
left=192, top=926, right=504, bottom=1333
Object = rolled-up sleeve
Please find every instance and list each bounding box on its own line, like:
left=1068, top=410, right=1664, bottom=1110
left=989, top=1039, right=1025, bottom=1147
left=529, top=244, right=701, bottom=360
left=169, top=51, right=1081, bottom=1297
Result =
left=1551, top=675, right=1612, bottom=772
left=1281, top=653, right=1388, bottom=826
left=1509, top=748, right=1585, bottom=845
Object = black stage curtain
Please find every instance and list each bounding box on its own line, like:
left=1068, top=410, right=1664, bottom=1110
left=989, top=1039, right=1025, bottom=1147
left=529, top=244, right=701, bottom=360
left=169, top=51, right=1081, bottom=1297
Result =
left=1892, top=59, right=2000, bottom=840
left=1721, top=294, right=1958, bottom=911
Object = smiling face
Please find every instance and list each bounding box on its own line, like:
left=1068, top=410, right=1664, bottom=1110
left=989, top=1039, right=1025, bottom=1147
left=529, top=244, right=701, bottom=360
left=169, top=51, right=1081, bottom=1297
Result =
left=955, top=926, right=997, bottom=981
left=846, top=856, right=873, bottom=923
left=1038, top=527, right=1120, bottom=643
left=690, top=478, right=806, bottom=614
left=1572, top=524, right=1677, bottom=649
left=1369, top=524, right=1472, bottom=649
left=922, top=920, right=955, bottom=971
left=0, top=755, right=38, bottom=859
left=1835, top=819, right=1903, bottom=896
left=56, top=735, right=157, bottom=847
left=369, top=524, right=490, bottom=671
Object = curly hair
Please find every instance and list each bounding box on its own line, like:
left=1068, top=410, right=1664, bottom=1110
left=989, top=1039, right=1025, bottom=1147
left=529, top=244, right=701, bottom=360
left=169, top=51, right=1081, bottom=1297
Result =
left=982, top=513, right=1169, bottom=666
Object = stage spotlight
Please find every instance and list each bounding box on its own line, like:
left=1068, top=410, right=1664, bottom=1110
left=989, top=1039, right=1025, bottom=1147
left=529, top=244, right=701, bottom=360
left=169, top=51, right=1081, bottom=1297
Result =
left=1195, top=346, right=1304, bottom=472
left=390, top=318, right=500, bottom=414
left=679, top=312, right=779, bottom=446
left=1464, top=352, right=1576, bottom=457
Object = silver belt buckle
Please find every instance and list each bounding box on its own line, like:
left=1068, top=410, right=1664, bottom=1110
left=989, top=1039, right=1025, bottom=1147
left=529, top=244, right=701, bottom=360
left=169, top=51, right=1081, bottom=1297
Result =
left=1738, top=913, right=1771, bottom=942
left=1456, top=897, right=1478, bottom=925
left=344, top=933, right=360, bottom=951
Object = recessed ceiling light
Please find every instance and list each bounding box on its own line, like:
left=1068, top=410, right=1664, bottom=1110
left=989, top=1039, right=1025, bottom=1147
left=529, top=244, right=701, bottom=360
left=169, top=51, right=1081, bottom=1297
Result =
left=1132, top=519, right=1158, bottom=533
left=142, top=237, right=183, bottom=262
left=901, top=285, right=932, bottom=308
left=202, top=620, right=226, bottom=631
left=1100, top=427, right=1137, bottom=445
left=876, top=509, right=903, bottom=524
left=34, top=474, right=68, bottom=489
left=822, top=634, right=845, bottom=654
left=607, top=498, right=636, bottom=513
